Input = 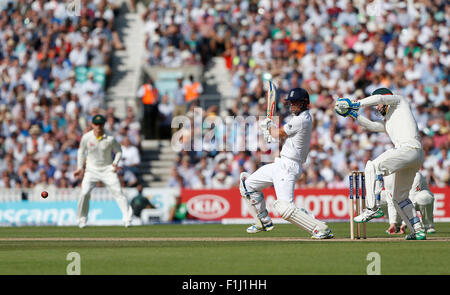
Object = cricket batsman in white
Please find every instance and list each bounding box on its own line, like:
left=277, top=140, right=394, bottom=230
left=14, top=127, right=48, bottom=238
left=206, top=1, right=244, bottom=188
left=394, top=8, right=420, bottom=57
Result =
left=335, top=87, right=426, bottom=240
left=381, top=171, right=436, bottom=235
left=74, top=114, right=132, bottom=228
left=240, top=87, right=334, bottom=239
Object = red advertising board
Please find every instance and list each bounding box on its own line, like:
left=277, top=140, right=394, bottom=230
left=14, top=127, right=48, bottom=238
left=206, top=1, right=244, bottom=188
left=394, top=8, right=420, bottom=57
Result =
left=181, top=187, right=450, bottom=222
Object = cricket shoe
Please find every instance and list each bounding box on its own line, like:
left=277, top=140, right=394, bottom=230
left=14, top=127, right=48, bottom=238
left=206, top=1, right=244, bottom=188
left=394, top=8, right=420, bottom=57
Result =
left=78, top=218, right=87, bottom=229
left=405, top=230, right=426, bottom=240
left=311, top=228, right=334, bottom=240
left=426, top=227, right=436, bottom=234
left=246, top=222, right=274, bottom=234
left=124, top=206, right=133, bottom=228
left=354, top=208, right=384, bottom=223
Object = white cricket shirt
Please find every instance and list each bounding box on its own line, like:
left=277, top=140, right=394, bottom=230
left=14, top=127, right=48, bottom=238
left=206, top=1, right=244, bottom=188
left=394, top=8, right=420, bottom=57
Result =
left=77, top=130, right=122, bottom=171
left=280, top=110, right=313, bottom=164
left=358, top=94, right=422, bottom=149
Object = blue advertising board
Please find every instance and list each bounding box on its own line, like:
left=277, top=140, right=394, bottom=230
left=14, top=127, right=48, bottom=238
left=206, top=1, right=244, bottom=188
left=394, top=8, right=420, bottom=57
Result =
left=0, top=201, right=123, bottom=226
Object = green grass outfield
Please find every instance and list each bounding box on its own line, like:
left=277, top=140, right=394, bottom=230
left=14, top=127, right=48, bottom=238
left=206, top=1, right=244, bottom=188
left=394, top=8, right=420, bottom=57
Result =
left=0, top=222, right=449, bottom=275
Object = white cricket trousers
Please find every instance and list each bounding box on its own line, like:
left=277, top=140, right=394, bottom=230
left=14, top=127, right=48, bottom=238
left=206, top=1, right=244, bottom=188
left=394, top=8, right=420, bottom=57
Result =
left=244, top=157, right=301, bottom=202
left=77, top=165, right=131, bottom=223
left=372, top=146, right=424, bottom=204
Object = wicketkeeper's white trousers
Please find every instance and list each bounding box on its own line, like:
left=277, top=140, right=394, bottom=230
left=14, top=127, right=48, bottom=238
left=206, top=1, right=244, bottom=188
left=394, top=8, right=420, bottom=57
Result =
left=366, top=146, right=425, bottom=232
left=367, top=146, right=424, bottom=207
left=76, top=165, right=131, bottom=223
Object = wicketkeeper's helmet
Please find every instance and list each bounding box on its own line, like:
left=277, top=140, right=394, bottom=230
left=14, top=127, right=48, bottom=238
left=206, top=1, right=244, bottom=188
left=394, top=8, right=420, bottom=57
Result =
left=372, top=87, right=393, bottom=95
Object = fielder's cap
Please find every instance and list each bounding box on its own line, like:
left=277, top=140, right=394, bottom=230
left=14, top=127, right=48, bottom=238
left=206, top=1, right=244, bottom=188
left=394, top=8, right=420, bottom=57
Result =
left=286, top=87, right=309, bottom=103
left=92, top=114, right=106, bottom=124
left=372, top=88, right=393, bottom=95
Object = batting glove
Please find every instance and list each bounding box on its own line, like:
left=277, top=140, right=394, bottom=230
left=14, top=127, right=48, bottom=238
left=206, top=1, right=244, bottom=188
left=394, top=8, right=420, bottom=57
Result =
left=263, top=128, right=276, bottom=143
left=259, top=118, right=273, bottom=131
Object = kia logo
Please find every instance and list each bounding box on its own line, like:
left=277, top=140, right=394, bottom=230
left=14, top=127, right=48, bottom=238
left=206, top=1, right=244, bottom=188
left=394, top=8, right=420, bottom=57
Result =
left=186, top=194, right=230, bottom=219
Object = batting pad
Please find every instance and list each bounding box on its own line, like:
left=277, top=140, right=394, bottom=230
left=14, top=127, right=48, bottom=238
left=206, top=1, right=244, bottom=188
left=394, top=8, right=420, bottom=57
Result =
left=273, top=200, right=327, bottom=233
left=243, top=198, right=264, bottom=228
left=240, top=172, right=263, bottom=228
left=364, top=160, right=379, bottom=209
left=392, top=198, right=422, bottom=233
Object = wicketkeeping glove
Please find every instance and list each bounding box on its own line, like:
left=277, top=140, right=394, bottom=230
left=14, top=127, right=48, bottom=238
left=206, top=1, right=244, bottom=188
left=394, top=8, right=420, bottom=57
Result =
left=348, top=109, right=358, bottom=119
left=335, top=98, right=360, bottom=118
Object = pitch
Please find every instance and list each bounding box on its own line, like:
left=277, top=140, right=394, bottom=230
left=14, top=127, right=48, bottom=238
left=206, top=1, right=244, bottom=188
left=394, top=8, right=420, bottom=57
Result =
left=0, top=223, right=449, bottom=275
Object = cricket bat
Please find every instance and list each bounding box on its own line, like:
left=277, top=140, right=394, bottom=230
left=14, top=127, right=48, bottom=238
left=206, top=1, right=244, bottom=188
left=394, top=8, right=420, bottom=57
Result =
left=266, top=81, right=277, bottom=143
left=266, top=80, right=277, bottom=120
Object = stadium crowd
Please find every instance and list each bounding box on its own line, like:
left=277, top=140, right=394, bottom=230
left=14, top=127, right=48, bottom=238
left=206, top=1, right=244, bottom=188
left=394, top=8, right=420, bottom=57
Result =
left=157, top=0, right=449, bottom=189
left=0, top=0, right=448, bottom=194
left=0, top=0, right=142, bottom=190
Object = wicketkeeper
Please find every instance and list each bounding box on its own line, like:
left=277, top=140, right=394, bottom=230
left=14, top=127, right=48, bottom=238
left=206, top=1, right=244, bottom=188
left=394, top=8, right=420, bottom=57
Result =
left=381, top=171, right=435, bottom=234
left=240, top=87, right=334, bottom=239
left=74, top=114, right=132, bottom=228
left=335, top=88, right=426, bottom=240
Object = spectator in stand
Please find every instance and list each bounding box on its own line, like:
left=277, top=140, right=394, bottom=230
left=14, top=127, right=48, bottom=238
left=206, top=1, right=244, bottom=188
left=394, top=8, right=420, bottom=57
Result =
left=0, top=171, right=14, bottom=188
left=158, top=94, right=174, bottom=139
left=137, top=78, right=159, bottom=139
left=25, top=125, right=44, bottom=155
left=81, top=72, right=104, bottom=99
left=172, top=76, right=187, bottom=118
left=183, top=74, right=203, bottom=109
left=120, top=136, right=141, bottom=183
left=34, top=169, right=57, bottom=194
left=211, top=162, right=234, bottom=189
left=167, top=166, right=185, bottom=189
left=162, top=45, right=183, bottom=68
left=123, top=107, right=142, bottom=147
left=38, top=153, right=56, bottom=179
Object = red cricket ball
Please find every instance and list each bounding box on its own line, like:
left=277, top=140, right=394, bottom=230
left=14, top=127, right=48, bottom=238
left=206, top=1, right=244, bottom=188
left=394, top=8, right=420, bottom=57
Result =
left=41, top=191, right=48, bottom=198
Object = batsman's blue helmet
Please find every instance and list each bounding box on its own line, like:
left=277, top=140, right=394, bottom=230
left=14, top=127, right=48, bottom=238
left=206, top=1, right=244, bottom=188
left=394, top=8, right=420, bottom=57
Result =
left=286, top=87, right=309, bottom=104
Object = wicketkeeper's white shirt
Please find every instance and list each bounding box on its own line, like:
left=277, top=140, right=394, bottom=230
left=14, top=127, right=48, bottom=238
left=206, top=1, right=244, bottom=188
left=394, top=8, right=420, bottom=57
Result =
left=358, top=94, right=422, bottom=149
left=77, top=130, right=122, bottom=171
left=280, top=110, right=313, bottom=164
